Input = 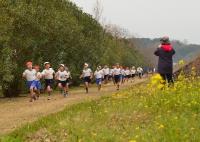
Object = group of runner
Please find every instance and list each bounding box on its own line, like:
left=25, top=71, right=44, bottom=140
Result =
left=22, top=61, right=144, bottom=102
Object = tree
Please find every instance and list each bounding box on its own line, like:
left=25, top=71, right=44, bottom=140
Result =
left=104, top=24, right=130, bottom=39
left=93, top=0, right=103, bottom=23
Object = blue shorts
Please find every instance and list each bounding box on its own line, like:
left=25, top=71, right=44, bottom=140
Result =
left=27, top=80, right=41, bottom=90
left=96, top=78, right=102, bottom=85
left=27, top=81, right=34, bottom=89
left=33, top=80, right=42, bottom=90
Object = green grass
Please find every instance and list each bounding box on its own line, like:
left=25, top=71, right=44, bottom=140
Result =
left=1, top=76, right=200, bottom=142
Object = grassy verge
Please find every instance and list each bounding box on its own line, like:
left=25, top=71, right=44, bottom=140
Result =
left=1, top=75, right=200, bottom=142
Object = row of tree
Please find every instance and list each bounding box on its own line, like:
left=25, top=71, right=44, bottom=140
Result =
left=0, top=0, right=146, bottom=97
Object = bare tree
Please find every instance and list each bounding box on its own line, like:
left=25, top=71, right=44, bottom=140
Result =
left=93, top=0, right=103, bottom=22
left=93, top=1, right=131, bottom=39
left=104, top=24, right=130, bottom=39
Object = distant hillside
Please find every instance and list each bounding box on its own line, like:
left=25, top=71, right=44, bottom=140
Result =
left=131, top=38, right=200, bottom=66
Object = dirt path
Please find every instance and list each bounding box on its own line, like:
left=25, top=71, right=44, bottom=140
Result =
left=0, top=79, right=146, bottom=136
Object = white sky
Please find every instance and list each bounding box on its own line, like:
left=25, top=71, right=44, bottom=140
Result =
left=70, top=0, right=200, bottom=44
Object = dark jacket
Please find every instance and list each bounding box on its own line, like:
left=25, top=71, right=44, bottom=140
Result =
left=154, top=44, right=175, bottom=74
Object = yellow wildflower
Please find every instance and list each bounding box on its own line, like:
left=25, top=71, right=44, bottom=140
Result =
left=158, top=124, right=165, bottom=129
left=178, top=60, right=185, bottom=65
left=129, top=140, right=137, bottom=142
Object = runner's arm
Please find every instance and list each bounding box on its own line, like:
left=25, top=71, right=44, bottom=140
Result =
left=22, top=71, right=26, bottom=78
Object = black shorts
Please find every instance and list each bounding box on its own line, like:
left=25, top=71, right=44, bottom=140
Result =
left=104, top=75, right=109, bottom=80
left=114, top=75, right=121, bottom=83
left=131, top=74, right=136, bottom=78
left=138, top=73, right=143, bottom=76
left=45, top=79, right=54, bottom=88
left=108, top=75, right=113, bottom=80
left=126, top=75, right=131, bottom=78
left=83, top=76, right=91, bottom=83
left=58, top=80, right=68, bottom=87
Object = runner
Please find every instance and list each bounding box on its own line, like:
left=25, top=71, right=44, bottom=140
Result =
left=109, top=66, right=115, bottom=85
left=137, top=66, right=143, bottom=79
left=42, top=62, right=55, bottom=100
left=22, top=61, right=37, bottom=102
left=153, top=68, right=156, bottom=74
left=98, top=66, right=104, bottom=82
left=94, top=66, right=104, bottom=91
left=103, top=65, right=110, bottom=84
left=80, top=63, right=93, bottom=93
left=124, top=67, right=131, bottom=82
left=120, top=66, right=126, bottom=84
left=55, top=64, right=71, bottom=97
left=113, top=63, right=122, bottom=90
left=65, top=66, right=72, bottom=86
left=130, top=66, right=137, bottom=82
left=33, top=65, right=42, bottom=99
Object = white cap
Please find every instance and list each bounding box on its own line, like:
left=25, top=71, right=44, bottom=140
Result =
left=84, top=63, right=89, bottom=67
left=60, top=64, right=65, bottom=67
left=44, top=62, right=50, bottom=66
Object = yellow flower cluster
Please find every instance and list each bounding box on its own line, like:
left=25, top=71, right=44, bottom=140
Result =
left=149, top=74, right=165, bottom=90
left=178, top=60, right=185, bottom=66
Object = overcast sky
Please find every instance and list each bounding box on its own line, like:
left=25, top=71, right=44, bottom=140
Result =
left=71, top=0, right=200, bottom=44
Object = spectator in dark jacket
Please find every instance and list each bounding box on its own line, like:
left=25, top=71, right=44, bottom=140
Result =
left=154, top=36, right=175, bottom=84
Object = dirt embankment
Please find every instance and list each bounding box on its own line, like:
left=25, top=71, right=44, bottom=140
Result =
left=174, top=57, right=200, bottom=77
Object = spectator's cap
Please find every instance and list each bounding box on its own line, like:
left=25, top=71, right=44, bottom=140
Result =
left=44, top=62, right=50, bottom=66
left=160, top=36, right=170, bottom=43
left=26, top=61, right=32, bottom=66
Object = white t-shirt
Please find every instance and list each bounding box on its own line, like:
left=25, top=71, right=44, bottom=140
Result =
left=131, top=69, right=136, bottom=75
left=103, top=68, right=110, bottom=75
left=113, top=68, right=121, bottom=76
left=121, top=69, right=125, bottom=76
left=23, top=69, right=36, bottom=81
left=56, top=70, right=70, bottom=81
left=125, top=70, right=130, bottom=76
left=137, top=67, right=143, bottom=73
left=109, top=69, right=114, bottom=75
left=82, top=68, right=92, bottom=77
left=42, top=68, right=55, bottom=79
left=35, top=72, right=42, bottom=81
left=94, top=70, right=104, bottom=79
